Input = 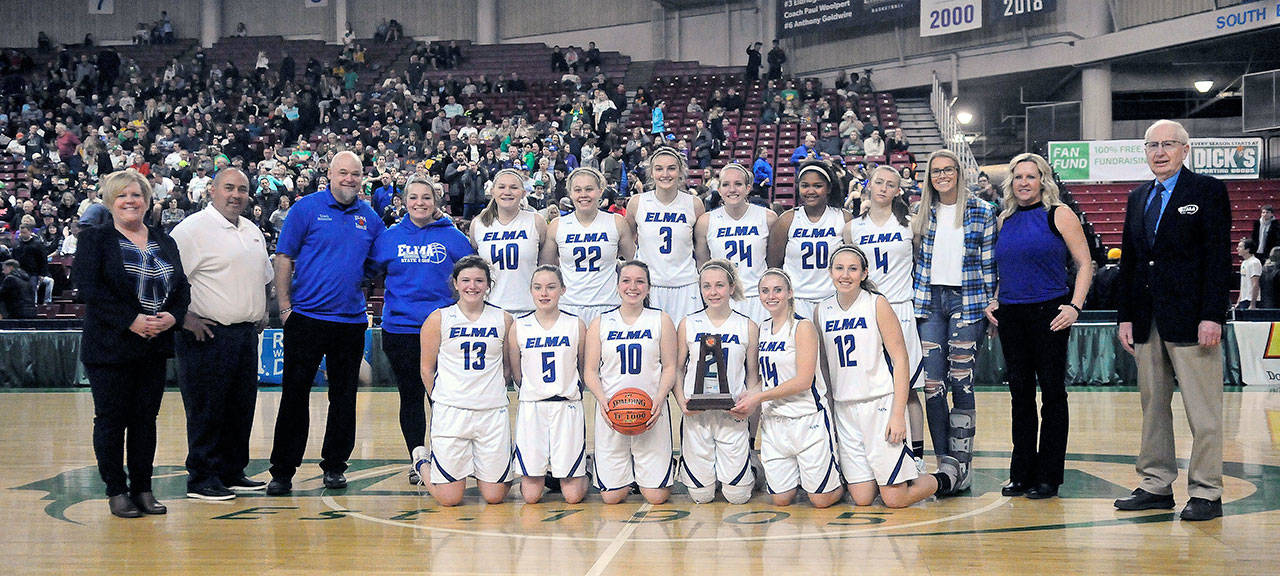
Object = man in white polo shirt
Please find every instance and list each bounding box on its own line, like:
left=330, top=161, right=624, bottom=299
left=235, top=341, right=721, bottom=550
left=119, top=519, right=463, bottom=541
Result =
left=170, top=167, right=274, bottom=501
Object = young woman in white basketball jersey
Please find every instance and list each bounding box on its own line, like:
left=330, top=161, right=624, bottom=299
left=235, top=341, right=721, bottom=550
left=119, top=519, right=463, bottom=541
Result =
left=506, top=265, right=589, bottom=504
left=583, top=260, right=678, bottom=505
left=694, top=163, right=777, bottom=323
left=541, top=167, right=636, bottom=327
left=815, top=246, right=959, bottom=508
left=673, top=260, right=759, bottom=504
left=471, top=168, right=546, bottom=317
left=842, top=166, right=927, bottom=473
left=625, top=147, right=705, bottom=325
left=731, top=269, right=844, bottom=508
left=767, top=160, right=852, bottom=319
left=416, top=256, right=514, bottom=507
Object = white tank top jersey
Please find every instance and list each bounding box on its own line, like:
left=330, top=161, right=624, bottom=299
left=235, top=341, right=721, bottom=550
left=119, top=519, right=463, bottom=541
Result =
left=757, top=315, right=826, bottom=418
left=433, top=303, right=510, bottom=410
left=706, top=204, right=770, bottom=297
left=815, top=291, right=895, bottom=403
left=557, top=211, right=621, bottom=307
left=680, top=310, right=751, bottom=400
left=634, top=191, right=697, bottom=287
left=597, top=307, right=665, bottom=398
left=472, top=210, right=540, bottom=312
left=516, top=311, right=583, bottom=402
left=784, top=207, right=844, bottom=301
left=846, top=215, right=914, bottom=303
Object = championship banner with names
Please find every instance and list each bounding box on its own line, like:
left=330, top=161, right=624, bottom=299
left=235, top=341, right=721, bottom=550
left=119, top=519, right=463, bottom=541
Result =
left=778, top=0, right=917, bottom=38
left=1234, top=322, right=1280, bottom=386
left=920, top=0, right=982, bottom=37
left=1048, top=138, right=1262, bottom=182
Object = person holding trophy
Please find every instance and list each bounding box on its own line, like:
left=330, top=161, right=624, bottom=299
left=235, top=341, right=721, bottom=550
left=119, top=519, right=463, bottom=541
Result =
left=673, top=260, right=759, bottom=504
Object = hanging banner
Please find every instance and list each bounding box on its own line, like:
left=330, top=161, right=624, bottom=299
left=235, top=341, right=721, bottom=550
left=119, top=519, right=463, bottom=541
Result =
left=778, top=0, right=918, bottom=38
left=88, top=0, right=113, bottom=14
left=1047, top=137, right=1262, bottom=182
left=921, top=0, right=982, bottom=37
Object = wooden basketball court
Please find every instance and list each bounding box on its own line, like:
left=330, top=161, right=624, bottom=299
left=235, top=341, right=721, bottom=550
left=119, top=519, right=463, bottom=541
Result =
left=3, top=387, right=1278, bottom=574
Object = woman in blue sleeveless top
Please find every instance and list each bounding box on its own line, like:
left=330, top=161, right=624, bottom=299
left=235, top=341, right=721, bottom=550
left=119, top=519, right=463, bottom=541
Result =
left=985, top=153, right=1093, bottom=500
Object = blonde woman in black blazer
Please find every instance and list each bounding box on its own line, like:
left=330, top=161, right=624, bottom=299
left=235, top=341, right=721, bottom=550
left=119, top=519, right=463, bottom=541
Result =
left=72, top=170, right=189, bottom=519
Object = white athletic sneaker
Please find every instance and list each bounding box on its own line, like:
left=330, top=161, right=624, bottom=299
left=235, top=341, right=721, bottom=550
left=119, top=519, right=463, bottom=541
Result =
left=411, top=446, right=430, bottom=486
left=914, top=457, right=926, bottom=475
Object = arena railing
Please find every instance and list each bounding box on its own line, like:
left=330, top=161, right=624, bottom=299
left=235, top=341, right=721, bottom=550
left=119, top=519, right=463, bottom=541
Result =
left=930, top=72, right=980, bottom=184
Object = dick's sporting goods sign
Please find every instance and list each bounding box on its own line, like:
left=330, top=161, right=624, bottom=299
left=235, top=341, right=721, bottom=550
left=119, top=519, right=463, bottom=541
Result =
left=1048, top=138, right=1261, bottom=182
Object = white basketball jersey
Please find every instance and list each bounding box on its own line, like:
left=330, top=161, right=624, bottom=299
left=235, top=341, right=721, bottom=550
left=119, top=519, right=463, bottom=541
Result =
left=815, top=291, right=894, bottom=403
left=516, top=311, right=583, bottom=401
left=434, top=303, right=510, bottom=410
left=597, top=307, right=665, bottom=398
left=634, top=191, right=697, bottom=287
left=473, top=210, right=540, bottom=312
left=706, top=204, right=770, bottom=297
left=757, top=315, right=825, bottom=418
left=846, top=215, right=914, bottom=303
left=557, top=211, right=620, bottom=307
left=680, top=310, right=750, bottom=400
left=784, top=207, right=844, bottom=301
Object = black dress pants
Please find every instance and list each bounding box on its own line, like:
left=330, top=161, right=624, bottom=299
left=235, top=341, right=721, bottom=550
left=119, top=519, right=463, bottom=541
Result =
left=176, top=323, right=259, bottom=489
left=995, top=296, right=1071, bottom=487
left=268, top=312, right=367, bottom=480
left=86, top=357, right=167, bottom=497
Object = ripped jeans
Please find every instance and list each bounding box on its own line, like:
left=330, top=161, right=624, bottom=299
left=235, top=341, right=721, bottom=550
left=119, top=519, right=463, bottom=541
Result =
left=918, top=285, right=984, bottom=459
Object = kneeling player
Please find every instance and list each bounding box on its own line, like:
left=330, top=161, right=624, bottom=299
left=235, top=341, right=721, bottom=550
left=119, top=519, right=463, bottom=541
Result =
left=507, top=266, right=589, bottom=504
left=815, top=246, right=959, bottom=508
left=416, top=256, right=514, bottom=506
left=674, top=260, right=758, bottom=504
left=584, top=261, right=678, bottom=505
left=732, top=269, right=844, bottom=508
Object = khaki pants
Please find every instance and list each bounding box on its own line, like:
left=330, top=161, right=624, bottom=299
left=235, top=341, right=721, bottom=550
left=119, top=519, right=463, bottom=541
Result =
left=1134, top=325, right=1223, bottom=500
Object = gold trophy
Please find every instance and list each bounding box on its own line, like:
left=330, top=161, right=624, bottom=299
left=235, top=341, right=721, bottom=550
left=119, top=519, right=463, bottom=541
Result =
left=686, top=334, right=735, bottom=410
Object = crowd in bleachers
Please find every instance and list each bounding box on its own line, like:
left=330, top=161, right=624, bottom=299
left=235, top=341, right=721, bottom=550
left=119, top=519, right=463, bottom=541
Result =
left=0, top=32, right=1272, bottom=321
left=0, top=33, right=917, bottom=319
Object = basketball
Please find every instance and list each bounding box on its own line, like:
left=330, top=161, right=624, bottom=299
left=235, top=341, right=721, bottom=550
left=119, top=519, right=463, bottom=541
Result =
left=606, top=387, right=653, bottom=435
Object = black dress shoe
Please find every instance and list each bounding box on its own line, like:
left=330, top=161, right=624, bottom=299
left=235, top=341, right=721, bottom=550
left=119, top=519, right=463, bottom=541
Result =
left=1026, top=483, right=1059, bottom=500
left=224, top=476, right=267, bottom=492
left=109, top=494, right=141, bottom=518
left=266, top=479, right=292, bottom=496
left=1180, top=497, right=1223, bottom=521
left=1114, top=488, right=1175, bottom=511
left=323, top=471, right=348, bottom=489
left=132, top=492, right=168, bottom=514
left=1001, top=481, right=1030, bottom=497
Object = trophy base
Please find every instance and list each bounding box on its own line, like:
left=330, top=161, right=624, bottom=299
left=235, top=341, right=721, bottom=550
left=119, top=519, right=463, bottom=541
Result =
left=686, top=394, right=736, bottom=411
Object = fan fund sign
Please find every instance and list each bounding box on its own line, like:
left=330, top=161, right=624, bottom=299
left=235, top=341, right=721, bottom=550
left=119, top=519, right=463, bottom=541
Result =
left=1048, top=138, right=1261, bottom=182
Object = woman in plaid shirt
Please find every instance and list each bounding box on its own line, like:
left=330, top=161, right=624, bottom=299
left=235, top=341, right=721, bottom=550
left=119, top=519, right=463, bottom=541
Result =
left=909, top=149, right=997, bottom=492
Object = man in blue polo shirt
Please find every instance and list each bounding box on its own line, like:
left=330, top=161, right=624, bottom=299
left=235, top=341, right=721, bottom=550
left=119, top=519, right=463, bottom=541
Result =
left=267, top=150, right=386, bottom=495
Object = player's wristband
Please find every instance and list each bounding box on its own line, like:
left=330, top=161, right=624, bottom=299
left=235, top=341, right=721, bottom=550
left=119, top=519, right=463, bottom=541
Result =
left=1066, top=303, right=1081, bottom=313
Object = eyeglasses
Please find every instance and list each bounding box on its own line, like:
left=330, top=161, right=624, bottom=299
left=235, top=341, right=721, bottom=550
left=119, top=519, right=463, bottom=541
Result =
left=930, top=166, right=957, bottom=176
left=1143, top=140, right=1186, bottom=152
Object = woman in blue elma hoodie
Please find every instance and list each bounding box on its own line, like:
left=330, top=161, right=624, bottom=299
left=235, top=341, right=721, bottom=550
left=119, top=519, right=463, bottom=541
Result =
left=370, top=176, right=474, bottom=483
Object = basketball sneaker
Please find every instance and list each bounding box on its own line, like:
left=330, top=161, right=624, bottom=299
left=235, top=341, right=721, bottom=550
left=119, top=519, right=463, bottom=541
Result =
left=914, top=457, right=927, bottom=475
left=411, top=446, right=430, bottom=486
